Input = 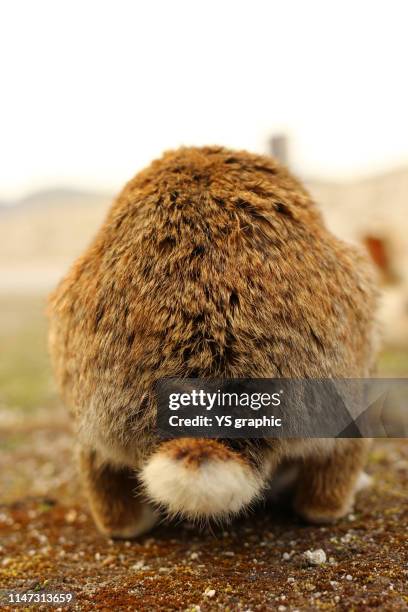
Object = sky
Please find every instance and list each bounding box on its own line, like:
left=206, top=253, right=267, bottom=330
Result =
left=1, top=0, right=408, bottom=199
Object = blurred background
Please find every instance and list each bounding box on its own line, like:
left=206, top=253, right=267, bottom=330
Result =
left=1, top=1, right=408, bottom=500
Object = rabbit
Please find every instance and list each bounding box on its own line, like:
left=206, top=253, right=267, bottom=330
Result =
left=48, top=146, right=378, bottom=538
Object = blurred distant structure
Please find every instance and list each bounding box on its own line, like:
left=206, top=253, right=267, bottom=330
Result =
left=269, top=134, right=289, bottom=166
left=307, top=169, right=408, bottom=349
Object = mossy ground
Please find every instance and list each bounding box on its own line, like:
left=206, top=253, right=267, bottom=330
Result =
left=1, top=295, right=408, bottom=611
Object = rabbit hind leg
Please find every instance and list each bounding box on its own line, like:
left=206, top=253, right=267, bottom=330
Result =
left=293, top=439, right=371, bottom=524
left=79, top=448, right=158, bottom=538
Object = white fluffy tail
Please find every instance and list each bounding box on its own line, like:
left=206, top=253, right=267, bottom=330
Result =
left=140, top=438, right=265, bottom=520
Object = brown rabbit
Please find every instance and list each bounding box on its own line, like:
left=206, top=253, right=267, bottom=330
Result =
left=48, top=146, right=378, bottom=538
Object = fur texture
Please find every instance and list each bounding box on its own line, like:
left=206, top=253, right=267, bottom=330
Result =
left=48, top=146, right=378, bottom=537
left=140, top=439, right=267, bottom=521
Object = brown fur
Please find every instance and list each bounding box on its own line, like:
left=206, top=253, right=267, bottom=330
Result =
left=79, top=449, right=155, bottom=538
left=160, top=438, right=249, bottom=468
left=48, top=146, right=378, bottom=536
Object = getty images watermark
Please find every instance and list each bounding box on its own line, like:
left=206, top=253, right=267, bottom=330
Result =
left=155, top=378, right=408, bottom=438
left=168, top=387, right=284, bottom=429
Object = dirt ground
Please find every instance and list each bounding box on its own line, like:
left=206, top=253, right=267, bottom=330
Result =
left=1, top=295, right=408, bottom=611
left=1, top=413, right=408, bottom=611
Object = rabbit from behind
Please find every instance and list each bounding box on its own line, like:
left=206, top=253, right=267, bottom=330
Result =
left=48, top=146, right=378, bottom=538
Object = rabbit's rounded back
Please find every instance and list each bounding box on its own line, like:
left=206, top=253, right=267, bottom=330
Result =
left=48, top=146, right=377, bottom=461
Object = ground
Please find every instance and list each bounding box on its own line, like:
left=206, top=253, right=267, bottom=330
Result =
left=1, top=295, right=408, bottom=611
